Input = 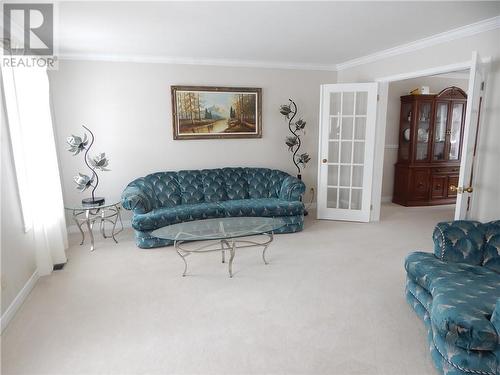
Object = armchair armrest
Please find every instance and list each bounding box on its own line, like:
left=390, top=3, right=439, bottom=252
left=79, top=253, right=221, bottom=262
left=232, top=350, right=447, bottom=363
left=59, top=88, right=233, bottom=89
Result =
left=121, top=184, right=155, bottom=215
left=279, top=176, right=306, bottom=201
left=432, top=220, right=485, bottom=265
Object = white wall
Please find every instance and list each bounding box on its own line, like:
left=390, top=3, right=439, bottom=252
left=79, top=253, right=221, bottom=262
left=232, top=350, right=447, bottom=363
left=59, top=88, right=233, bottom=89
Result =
left=49, top=61, right=335, bottom=221
left=1, top=102, right=38, bottom=318
left=338, top=28, right=500, bottom=221
left=382, top=76, right=469, bottom=201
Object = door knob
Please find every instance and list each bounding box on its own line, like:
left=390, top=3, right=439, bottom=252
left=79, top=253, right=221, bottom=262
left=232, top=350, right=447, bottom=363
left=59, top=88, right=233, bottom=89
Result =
left=322, top=159, right=327, bottom=163
left=449, top=185, right=473, bottom=194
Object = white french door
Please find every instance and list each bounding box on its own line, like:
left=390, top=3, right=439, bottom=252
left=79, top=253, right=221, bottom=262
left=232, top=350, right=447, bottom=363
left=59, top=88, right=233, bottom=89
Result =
left=317, top=83, right=378, bottom=222
left=455, top=52, right=487, bottom=219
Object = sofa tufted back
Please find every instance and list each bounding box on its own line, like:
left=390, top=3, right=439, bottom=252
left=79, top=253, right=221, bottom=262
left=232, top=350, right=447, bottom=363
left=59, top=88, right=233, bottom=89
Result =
left=432, top=220, right=500, bottom=271
left=140, top=168, right=291, bottom=209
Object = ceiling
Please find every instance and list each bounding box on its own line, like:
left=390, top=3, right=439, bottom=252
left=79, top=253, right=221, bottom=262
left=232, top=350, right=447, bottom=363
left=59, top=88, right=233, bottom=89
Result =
left=57, top=1, right=500, bottom=68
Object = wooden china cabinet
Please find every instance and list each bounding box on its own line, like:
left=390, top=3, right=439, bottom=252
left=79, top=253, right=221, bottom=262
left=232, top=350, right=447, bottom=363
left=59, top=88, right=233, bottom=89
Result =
left=393, top=87, right=467, bottom=206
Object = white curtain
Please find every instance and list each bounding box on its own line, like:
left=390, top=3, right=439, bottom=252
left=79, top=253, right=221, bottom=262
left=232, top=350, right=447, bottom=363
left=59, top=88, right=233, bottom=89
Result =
left=2, top=65, right=68, bottom=275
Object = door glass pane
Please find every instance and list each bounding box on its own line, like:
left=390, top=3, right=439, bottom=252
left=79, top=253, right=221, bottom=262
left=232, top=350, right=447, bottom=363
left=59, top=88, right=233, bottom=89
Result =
left=353, top=142, right=364, bottom=164
left=416, top=102, right=431, bottom=161
left=399, top=102, right=412, bottom=161
left=339, top=188, right=349, bottom=209
left=354, top=118, right=366, bottom=140
left=341, top=118, right=353, bottom=139
left=340, top=141, right=352, bottom=163
left=329, top=117, right=340, bottom=139
left=327, top=188, right=337, bottom=208
left=329, top=92, right=341, bottom=116
left=351, top=189, right=362, bottom=210
left=352, top=166, right=363, bottom=187
left=433, top=102, right=448, bottom=161
left=327, top=165, right=338, bottom=186
left=355, top=92, right=367, bottom=115
left=449, top=103, right=463, bottom=161
left=329, top=141, right=339, bottom=163
left=340, top=165, right=351, bottom=187
left=342, top=92, right=354, bottom=115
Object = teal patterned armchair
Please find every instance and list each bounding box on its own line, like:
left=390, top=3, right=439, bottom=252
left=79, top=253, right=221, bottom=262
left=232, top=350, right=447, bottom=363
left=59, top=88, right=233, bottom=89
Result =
left=405, top=220, right=500, bottom=375
left=122, top=167, right=305, bottom=248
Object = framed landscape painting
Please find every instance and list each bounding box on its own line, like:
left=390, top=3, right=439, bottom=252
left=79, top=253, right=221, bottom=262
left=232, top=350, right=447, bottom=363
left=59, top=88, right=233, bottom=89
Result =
left=171, top=86, right=262, bottom=139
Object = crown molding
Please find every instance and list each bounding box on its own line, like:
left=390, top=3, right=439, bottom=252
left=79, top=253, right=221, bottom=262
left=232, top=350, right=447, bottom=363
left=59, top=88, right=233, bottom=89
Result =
left=336, top=15, right=500, bottom=71
left=59, top=53, right=338, bottom=72
left=58, top=15, right=499, bottom=73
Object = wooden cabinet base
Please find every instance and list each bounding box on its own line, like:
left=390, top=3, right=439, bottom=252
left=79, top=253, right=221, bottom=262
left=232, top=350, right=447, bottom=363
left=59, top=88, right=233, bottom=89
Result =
left=393, top=164, right=459, bottom=206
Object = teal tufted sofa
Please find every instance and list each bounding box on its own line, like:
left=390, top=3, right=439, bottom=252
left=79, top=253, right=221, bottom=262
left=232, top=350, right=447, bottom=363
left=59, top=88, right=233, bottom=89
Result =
left=121, top=167, right=305, bottom=248
left=405, top=220, right=500, bottom=375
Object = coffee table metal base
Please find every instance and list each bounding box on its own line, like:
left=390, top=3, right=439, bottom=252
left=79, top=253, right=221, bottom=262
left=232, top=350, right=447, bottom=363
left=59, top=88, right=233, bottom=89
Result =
left=174, top=232, right=273, bottom=278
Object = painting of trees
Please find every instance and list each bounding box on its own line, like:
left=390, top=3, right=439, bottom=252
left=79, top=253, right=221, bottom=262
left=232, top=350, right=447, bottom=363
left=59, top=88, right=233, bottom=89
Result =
left=172, top=86, right=262, bottom=139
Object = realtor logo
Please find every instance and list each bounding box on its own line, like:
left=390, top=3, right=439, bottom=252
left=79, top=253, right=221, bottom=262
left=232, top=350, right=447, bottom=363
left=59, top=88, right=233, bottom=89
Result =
left=3, top=3, right=54, bottom=55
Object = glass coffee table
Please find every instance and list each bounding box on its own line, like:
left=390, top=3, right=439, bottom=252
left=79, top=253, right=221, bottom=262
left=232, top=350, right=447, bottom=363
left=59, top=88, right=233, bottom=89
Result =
left=151, top=217, right=285, bottom=278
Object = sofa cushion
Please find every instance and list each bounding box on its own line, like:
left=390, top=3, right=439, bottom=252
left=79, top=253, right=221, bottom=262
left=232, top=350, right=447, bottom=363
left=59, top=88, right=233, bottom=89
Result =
left=201, top=169, right=228, bottom=203
left=131, top=202, right=225, bottom=231
left=177, top=170, right=205, bottom=204
left=433, top=220, right=485, bottom=265
left=406, top=252, right=500, bottom=351
left=145, top=172, right=182, bottom=208
left=222, top=168, right=250, bottom=200
left=218, top=198, right=304, bottom=217
left=245, top=168, right=288, bottom=199
left=483, top=220, right=500, bottom=273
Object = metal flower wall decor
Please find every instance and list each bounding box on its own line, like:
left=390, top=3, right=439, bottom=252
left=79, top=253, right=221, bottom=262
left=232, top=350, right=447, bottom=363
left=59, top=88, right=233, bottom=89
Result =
left=67, top=126, right=110, bottom=206
left=279, top=99, right=310, bottom=179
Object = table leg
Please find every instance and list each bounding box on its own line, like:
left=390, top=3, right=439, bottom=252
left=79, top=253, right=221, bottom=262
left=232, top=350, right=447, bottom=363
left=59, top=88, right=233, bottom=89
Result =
left=111, top=207, right=121, bottom=244
left=100, top=210, right=107, bottom=239
left=85, top=211, right=95, bottom=251
left=175, top=241, right=188, bottom=277
left=74, top=217, right=85, bottom=245
left=262, top=232, right=273, bottom=265
left=228, top=240, right=236, bottom=278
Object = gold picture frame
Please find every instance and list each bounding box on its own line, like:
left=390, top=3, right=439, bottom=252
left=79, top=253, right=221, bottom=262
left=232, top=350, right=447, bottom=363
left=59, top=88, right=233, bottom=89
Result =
left=171, top=86, right=262, bottom=140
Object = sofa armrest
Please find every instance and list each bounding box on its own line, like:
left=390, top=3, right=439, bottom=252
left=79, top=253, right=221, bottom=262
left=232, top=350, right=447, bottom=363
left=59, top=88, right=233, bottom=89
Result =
left=121, top=185, right=154, bottom=215
left=279, top=176, right=306, bottom=201
left=432, top=220, right=485, bottom=265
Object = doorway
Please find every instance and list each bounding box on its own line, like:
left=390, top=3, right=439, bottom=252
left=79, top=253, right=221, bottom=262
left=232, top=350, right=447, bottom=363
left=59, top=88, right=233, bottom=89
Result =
left=379, top=70, right=470, bottom=221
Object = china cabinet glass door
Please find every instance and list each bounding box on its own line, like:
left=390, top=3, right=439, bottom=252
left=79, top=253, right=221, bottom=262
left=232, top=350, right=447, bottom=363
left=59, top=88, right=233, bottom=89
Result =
left=433, top=102, right=448, bottom=161
left=415, top=101, right=431, bottom=161
left=449, top=103, right=464, bottom=161
left=399, top=102, right=412, bottom=161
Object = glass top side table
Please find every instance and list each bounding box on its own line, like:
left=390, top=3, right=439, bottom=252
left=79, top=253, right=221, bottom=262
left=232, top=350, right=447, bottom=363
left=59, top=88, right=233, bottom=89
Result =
left=65, top=201, right=123, bottom=251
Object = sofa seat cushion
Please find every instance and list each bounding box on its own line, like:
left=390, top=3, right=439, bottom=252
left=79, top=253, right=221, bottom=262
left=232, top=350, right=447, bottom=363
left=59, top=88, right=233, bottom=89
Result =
left=406, top=252, right=500, bottom=351
left=132, top=202, right=225, bottom=231
left=218, top=198, right=304, bottom=217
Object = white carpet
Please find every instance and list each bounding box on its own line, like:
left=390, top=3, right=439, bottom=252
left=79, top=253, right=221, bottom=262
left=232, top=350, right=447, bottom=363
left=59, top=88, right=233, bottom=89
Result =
left=1, top=204, right=454, bottom=375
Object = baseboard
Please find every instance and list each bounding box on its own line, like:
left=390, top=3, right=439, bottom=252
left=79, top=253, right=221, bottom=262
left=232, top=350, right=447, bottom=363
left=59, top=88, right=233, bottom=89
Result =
left=1, top=270, right=39, bottom=333
left=67, top=219, right=132, bottom=234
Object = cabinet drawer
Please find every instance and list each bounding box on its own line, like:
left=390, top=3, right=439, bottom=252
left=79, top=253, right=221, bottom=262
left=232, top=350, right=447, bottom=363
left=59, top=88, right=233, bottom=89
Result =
left=411, top=169, right=430, bottom=199
left=431, top=176, right=447, bottom=199
left=433, top=166, right=460, bottom=174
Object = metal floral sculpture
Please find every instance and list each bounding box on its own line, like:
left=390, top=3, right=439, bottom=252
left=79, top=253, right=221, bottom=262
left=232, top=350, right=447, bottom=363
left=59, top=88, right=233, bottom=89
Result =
left=279, top=99, right=310, bottom=179
left=67, top=126, right=110, bottom=206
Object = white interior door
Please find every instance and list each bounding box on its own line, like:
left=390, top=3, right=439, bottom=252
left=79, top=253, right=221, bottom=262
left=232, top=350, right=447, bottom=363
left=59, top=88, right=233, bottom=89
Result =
left=455, top=52, right=486, bottom=219
left=317, top=83, right=378, bottom=222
